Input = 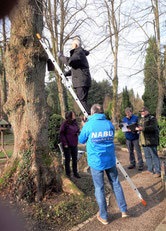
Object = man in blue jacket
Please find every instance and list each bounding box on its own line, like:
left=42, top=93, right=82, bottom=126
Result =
left=79, top=104, right=128, bottom=225
left=123, top=107, right=144, bottom=170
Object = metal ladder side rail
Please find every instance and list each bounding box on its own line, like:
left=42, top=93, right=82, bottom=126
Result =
left=36, top=34, right=88, bottom=118
left=116, top=159, right=146, bottom=206
left=36, top=33, right=146, bottom=206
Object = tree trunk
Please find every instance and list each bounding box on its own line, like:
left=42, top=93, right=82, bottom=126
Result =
left=111, top=36, right=118, bottom=124
left=0, top=18, right=7, bottom=120
left=56, top=74, right=66, bottom=118
left=104, top=0, right=119, bottom=124
left=156, top=82, right=164, bottom=118
left=153, top=0, right=164, bottom=118
left=3, top=0, right=60, bottom=201
left=45, top=0, right=67, bottom=118
left=112, top=68, right=118, bottom=124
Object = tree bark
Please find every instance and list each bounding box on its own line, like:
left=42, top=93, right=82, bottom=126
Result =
left=3, top=0, right=59, bottom=201
left=104, top=0, right=120, bottom=123
left=0, top=18, right=7, bottom=120
left=44, top=0, right=67, bottom=118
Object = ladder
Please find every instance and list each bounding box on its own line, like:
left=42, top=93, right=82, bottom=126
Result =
left=36, top=34, right=146, bottom=206
left=36, top=34, right=88, bottom=118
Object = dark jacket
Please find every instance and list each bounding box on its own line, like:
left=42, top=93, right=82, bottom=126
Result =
left=59, top=47, right=91, bottom=88
left=59, top=120, right=80, bottom=147
left=139, top=114, right=159, bottom=146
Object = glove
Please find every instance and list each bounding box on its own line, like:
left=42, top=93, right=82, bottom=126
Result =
left=57, top=52, right=62, bottom=57
left=64, top=70, right=71, bottom=77
left=64, top=71, right=68, bottom=77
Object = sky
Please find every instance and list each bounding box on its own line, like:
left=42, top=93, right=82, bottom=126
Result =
left=44, top=0, right=166, bottom=99
left=76, top=0, right=166, bottom=98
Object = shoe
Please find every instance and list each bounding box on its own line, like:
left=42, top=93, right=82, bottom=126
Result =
left=138, top=166, right=143, bottom=171
left=97, top=212, right=108, bottom=225
left=74, top=173, right=81, bottom=178
left=122, top=212, right=130, bottom=218
left=142, top=171, right=153, bottom=175
left=127, top=164, right=135, bottom=169
left=154, top=173, right=161, bottom=178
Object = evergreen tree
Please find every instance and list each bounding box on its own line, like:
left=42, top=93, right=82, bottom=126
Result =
left=142, top=37, right=158, bottom=115
left=88, top=79, right=113, bottom=108
left=120, top=87, right=132, bottom=119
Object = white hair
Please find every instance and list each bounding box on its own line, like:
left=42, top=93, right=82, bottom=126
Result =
left=72, top=37, right=81, bottom=47
left=91, top=104, right=103, bottom=114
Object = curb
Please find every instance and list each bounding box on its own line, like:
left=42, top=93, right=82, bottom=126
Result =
left=155, top=216, right=166, bottom=231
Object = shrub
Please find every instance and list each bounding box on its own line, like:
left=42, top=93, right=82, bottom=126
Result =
left=104, top=110, right=110, bottom=120
left=104, top=101, right=112, bottom=120
left=48, top=114, right=64, bottom=150
left=158, top=116, right=166, bottom=151
left=116, top=129, right=126, bottom=145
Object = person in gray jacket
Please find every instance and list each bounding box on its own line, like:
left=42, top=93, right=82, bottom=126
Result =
left=58, top=37, right=91, bottom=114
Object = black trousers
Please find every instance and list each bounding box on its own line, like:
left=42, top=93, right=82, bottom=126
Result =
left=63, top=146, right=78, bottom=176
left=74, top=87, right=90, bottom=115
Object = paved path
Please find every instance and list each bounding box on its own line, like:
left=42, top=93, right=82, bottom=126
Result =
left=72, top=148, right=166, bottom=231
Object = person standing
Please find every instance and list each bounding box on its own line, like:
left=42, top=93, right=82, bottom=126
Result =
left=59, top=111, right=81, bottom=178
left=79, top=104, right=128, bottom=225
left=136, top=107, right=161, bottom=177
left=58, top=37, right=91, bottom=114
left=123, top=107, right=144, bottom=171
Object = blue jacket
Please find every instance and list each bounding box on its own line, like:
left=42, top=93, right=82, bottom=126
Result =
left=123, top=114, right=139, bottom=141
left=79, top=113, right=116, bottom=171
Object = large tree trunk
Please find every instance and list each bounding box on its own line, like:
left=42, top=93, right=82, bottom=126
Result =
left=3, top=0, right=60, bottom=201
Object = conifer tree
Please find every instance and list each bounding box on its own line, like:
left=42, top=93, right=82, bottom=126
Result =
left=142, top=37, right=158, bottom=115
left=120, top=87, right=132, bottom=119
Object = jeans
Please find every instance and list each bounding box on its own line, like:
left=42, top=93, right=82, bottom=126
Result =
left=126, top=139, right=144, bottom=167
left=143, top=146, right=161, bottom=174
left=90, top=166, right=127, bottom=220
left=63, top=146, right=78, bottom=176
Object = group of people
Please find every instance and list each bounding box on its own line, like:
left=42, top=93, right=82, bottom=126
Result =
left=123, top=107, right=161, bottom=178
left=59, top=104, right=128, bottom=225
left=57, top=37, right=161, bottom=225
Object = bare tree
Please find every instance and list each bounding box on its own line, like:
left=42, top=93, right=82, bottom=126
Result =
left=3, top=0, right=59, bottom=201
left=125, top=0, right=166, bottom=118
left=93, top=0, right=126, bottom=123
left=105, top=0, right=121, bottom=123
left=43, top=0, right=90, bottom=117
